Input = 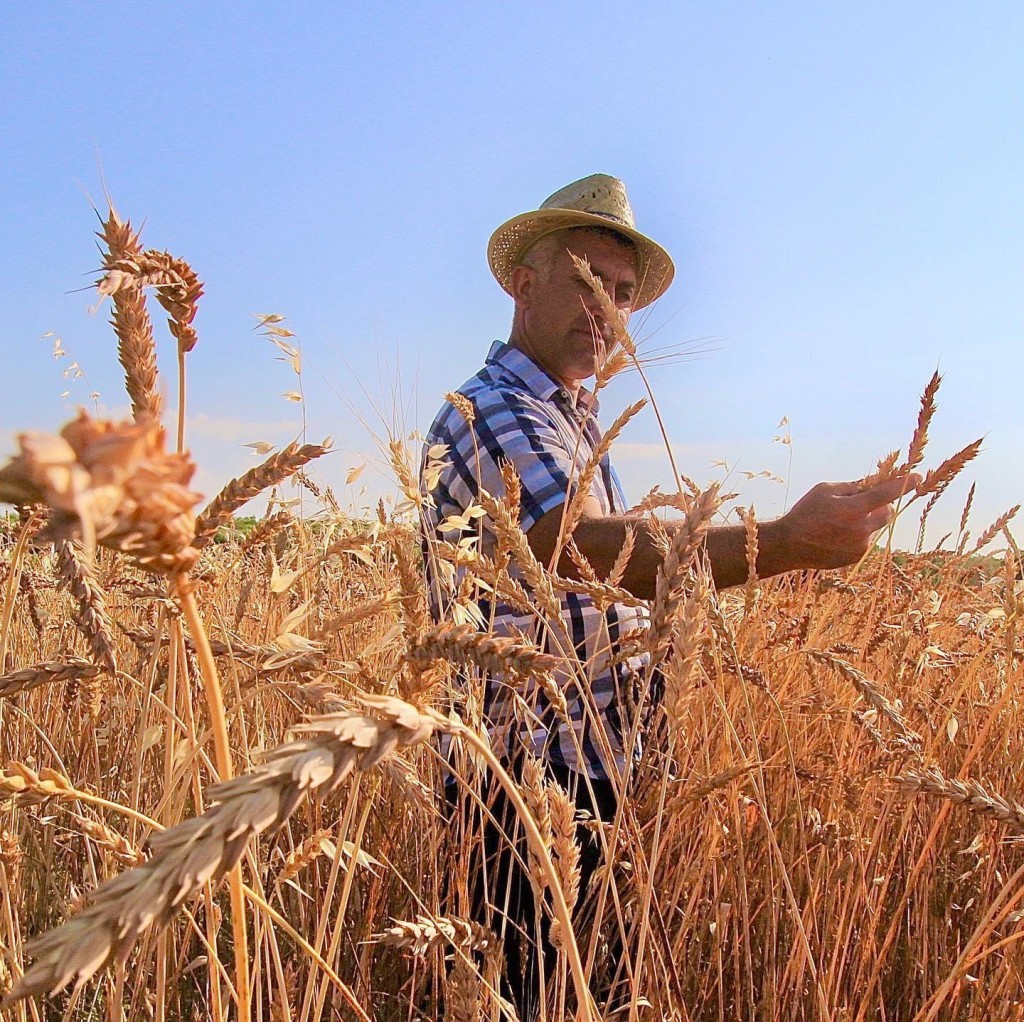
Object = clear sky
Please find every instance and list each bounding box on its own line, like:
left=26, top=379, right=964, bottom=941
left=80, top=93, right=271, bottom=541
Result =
left=3, top=3, right=1022, bottom=550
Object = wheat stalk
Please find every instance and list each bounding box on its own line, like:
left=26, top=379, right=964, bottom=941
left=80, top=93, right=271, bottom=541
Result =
left=3, top=695, right=439, bottom=1005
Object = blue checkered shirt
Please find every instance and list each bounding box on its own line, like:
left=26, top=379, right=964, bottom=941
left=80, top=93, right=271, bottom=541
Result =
left=422, top=341, right=649, bottom=782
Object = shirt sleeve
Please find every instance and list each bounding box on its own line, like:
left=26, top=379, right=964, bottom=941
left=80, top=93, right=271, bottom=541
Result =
left=435, top=387, right=579, bottom=534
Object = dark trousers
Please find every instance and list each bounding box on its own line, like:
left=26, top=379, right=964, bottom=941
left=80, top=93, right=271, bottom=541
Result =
left=447, top=759, right=619, bottom=1021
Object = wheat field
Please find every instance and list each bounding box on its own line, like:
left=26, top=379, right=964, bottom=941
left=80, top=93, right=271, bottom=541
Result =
left=0, top=214, right=1022, bottom=1021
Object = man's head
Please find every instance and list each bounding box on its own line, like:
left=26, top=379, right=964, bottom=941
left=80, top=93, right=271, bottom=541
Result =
left=488, top=173, right=674, bottom=313
left=507, top=225, right=638, bottom=390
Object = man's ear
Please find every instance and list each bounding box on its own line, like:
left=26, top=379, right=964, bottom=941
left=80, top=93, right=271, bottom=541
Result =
left=508, top=264, right=535, bottom=305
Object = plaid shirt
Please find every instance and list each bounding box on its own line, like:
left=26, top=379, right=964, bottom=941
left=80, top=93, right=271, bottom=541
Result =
left=422, top=341, right=649, bottom=781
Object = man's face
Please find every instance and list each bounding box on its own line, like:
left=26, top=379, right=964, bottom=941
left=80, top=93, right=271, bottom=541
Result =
left=513, top=230, right=638, bottom=389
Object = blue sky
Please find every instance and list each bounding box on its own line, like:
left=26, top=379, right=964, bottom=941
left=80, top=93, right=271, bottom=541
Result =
left=3, top=3, right=1023, bottom=549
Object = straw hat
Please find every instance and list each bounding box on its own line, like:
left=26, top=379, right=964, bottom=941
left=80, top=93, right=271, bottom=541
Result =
left=487, top=174, right=675, bottom=311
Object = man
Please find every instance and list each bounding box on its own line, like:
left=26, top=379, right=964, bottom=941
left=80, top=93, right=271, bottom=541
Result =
left=422, top=174, right=914, bottom=1017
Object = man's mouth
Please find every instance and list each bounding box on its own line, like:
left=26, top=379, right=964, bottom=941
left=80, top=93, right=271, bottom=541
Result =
left=575, top=324, right=612, bottom=342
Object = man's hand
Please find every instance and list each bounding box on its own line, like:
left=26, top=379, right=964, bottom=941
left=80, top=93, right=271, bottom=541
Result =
left=765, top=473, right=921, bottom=572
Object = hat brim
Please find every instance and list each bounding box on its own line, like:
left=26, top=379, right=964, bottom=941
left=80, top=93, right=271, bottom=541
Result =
left=487, top=208, right=675, bottom=311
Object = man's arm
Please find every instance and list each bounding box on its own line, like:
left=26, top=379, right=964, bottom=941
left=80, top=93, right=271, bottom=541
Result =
left=527, top=475, right=919, bottom=595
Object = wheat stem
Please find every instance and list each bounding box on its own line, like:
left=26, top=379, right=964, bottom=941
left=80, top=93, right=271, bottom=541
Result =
left=176, top=582, right=251, bottom=1022
left=176, top=346, right=186, bottom=455
left=447, top=720, right=597, bottom=1022
left=0, top=511, right=38, bottom=672
left=239, top=883, right=371, bottom=1022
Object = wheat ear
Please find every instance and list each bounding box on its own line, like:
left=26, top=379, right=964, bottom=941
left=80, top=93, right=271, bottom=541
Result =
left=569, top=253, right=636, bottom=388
left=648, top=485, right=720, bottom=661
left=895, top=767, right=1024, bottom=833
left=805, top=649, right=921, bottom=750
left=374, top=915, right=494, bottom=956
left=409, top=621, right=560, bottom=680
left=738, top=504, right=759, bottom=615
left=561, top=399, right=646, bottom=540
left=193, top=440, right=330, bottom=548
left=97, top=212, right=163, bottom=422
left=476, top=488, right=565, bottom=625
left=915, top=438, right=984, bottom=498
left=904, top=370, right=941, bottom=472
left=548, top=780, right=582, bottom=950
left=55, top=541, right=117, bottom=712
left=0, top=659, right=99, bottom=700
left=971, top=505, right=1021, bottom=554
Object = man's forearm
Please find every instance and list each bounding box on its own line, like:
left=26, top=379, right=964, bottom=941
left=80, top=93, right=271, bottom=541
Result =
left=701, top=518, right=802, bottom=589
left=539, top=513, right=803, bottom=598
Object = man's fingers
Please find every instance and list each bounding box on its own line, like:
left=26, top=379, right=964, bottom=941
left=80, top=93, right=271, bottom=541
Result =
left=848, top=472, right=921, bottom=512
left=824, top=482, right=861, bottom=498
left=865, top=505, right=894, bottom=533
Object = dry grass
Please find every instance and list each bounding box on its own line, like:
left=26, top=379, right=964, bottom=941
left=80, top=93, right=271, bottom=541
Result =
left=0, top=217, right=1022, bottom=1021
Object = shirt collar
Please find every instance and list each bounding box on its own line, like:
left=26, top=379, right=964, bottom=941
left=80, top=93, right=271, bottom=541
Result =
left=485, top=340, right=600, bottom=415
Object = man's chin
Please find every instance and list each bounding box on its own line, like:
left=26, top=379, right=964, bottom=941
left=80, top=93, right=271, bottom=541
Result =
left=571, top=361, right=599, bottom=383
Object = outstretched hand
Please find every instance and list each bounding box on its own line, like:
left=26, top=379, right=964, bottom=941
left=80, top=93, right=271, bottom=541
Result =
left=773, top=473, right=921, bottom=571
